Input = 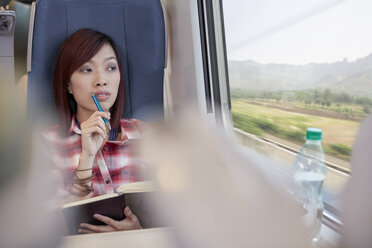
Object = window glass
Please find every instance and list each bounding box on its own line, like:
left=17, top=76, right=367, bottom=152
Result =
left=222, top=0, right=372, bottom=211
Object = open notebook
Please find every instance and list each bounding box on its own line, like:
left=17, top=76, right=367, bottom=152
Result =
left=62, top=181, right=160, bottom=235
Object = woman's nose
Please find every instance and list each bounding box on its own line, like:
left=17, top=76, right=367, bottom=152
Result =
left=95, top=72, right=108, bottom=86
left=95, top=80, right=107, bottom=86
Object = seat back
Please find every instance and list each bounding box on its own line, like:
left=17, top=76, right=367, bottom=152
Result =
left=27, top=0, right=165, bottom=125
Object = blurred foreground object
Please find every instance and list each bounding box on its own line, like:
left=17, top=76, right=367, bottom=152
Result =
left=0, top=84, right=61, bottom=247
left=60, top=227, right=176, bottom=248
left=141, top=109, right=307, bottom=248
left=341, top=113, right=372, bottom=247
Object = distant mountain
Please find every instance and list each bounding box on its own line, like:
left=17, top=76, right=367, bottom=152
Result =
left=331, top=69, right=372, bottom=94
left=228, top=54, right=372, bottom=95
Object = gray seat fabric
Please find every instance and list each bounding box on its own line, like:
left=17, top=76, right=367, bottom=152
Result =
left=27, top=0, right=165, bottom=125
left=0, top=0, right=11, bottom=6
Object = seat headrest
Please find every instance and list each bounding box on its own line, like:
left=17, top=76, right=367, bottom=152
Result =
left=28, top=0, right=165, bottom=125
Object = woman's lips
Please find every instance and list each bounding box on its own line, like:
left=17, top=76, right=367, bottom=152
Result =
left=94, top=91, right=111, bottom=101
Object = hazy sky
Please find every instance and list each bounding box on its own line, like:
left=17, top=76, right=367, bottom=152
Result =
left=222, top=0, right=372, bottom=65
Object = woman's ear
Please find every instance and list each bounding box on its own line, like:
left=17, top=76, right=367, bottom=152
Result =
left=67, top=83, right=72, bottom=94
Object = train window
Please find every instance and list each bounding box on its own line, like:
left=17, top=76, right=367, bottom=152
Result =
left=221, top=0, right=372, bottom=224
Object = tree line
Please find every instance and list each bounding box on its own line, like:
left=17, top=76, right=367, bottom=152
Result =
left=231, top=88, right=372, bottom=113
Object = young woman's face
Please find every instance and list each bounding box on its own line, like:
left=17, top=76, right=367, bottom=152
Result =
left=68, top=43, right=120, bottom=117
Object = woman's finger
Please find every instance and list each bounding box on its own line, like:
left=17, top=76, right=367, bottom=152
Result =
left=83, top=126, right=106, bottom=139
left=79, top=223, right=112, bottom=233
left=82, top=116, right=107, bottom=132
left=87, top=116, right=107, bottom=134
left=93, top=214, right=119, bottom=229
left=123, top=207, right=142, bottom=229
left=95, top=116, right=108, bottom=134
left=90, top=111, right=111, bottom=121
left=124, top=207, right=139, bottom=223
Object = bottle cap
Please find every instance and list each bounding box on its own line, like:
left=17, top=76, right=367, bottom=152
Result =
left=306, top=128, right=322, bottom=140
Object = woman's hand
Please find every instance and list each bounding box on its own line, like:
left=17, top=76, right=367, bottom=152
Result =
left=78, top=207, right=142, bottom=234
left=80, top=111, right=110, bottom=158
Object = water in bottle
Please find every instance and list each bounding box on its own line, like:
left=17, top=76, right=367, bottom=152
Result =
left=293, top=128, right=327, bottom=244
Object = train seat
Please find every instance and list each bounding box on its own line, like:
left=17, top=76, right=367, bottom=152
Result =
left=27, top=0, right=166, bottom=125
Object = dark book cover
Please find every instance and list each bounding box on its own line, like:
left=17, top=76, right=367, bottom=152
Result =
left=63, top=193, right=126, bottom=235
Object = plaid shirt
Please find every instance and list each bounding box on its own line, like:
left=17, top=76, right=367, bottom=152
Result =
left=43, top=118, right=145, bottom=197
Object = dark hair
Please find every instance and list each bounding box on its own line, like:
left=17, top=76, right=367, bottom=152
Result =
left=53, top=28, right=125, bottom=134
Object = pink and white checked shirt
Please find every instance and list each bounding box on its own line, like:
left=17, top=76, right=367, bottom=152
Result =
left=43, top=117, right=146, bottom=197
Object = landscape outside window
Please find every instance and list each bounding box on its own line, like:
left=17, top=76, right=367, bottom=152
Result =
left=222, top=0, right=372, bottom=207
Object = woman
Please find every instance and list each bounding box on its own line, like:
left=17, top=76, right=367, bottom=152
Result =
left=44, top=28, right=145, bottom=233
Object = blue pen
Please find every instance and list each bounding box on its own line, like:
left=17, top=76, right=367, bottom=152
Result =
left=91, top=93, right=112, bottom=130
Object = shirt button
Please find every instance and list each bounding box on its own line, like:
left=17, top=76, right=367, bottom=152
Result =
left=105, top=179, right=110, bottom=184
left=103, top=146, right=109, bottom=151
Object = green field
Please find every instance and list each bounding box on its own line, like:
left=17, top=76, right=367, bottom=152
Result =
left=232, top=99, right=361, bottom=160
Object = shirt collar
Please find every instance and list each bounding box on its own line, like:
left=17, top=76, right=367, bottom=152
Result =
left=68, top=116, right=81, bottom=135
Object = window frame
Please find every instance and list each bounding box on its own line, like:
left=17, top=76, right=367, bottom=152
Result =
left=202, top=0, right=348, bottom=234
left=197, top=0, right=232, bottom=128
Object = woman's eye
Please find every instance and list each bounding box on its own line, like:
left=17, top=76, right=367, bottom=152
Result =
left=107, top=66, right=117, bottom=71
left=79, top=68, right=92, bottom=73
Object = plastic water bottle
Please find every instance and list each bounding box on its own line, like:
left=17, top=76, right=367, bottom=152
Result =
left=293, top=128, right=327, bottom=244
